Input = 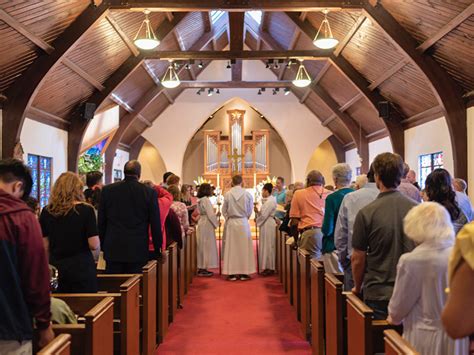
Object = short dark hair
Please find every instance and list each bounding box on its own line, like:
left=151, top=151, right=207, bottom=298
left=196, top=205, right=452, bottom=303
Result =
left=367, top=164, right=375, bottom=183
left=277, top=176, right=284, bottom=183
left=197, top=183, right=213, bottom=198
left=25, top=196, right=39, bottom=212
left=86, top=171, right=103, bottom=188
left=232, top=175, right=243, bottom=186
left=263, top=183, right=273, bottom=194
left=0, top=159, right=33, bottom=200
left=124, top=160, right=141, bottom=177
left=372, top=153, right=404, bottom=188
left=163, top=171, right=174, bottom=183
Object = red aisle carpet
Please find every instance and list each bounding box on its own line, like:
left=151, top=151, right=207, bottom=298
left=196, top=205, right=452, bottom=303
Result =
left=157, top=273, right=311, bottom=355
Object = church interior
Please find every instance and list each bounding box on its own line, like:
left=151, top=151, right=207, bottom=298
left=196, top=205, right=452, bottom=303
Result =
left=0, top=0, right=473, bottom=354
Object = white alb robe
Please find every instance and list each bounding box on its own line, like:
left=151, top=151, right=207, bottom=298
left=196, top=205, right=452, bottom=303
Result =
left=222, top=186, right=256, bottom=275
left=256, top=196, right=277, bottom=271
left=196, top=197, right=219, bottom=269
left=388, top=240, right=469, bottom=355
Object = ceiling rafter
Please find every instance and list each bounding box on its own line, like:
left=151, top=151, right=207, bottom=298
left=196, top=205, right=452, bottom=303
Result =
left=284, top=11, right=406, bottom=158
left=145, top=49, right=332, bottom=60
left=26, top=106, right=70, bottom=130
left=67, top=12, right=190, bottom=171
left=2, top=2, right=111, bottom=159
left=163, top=90, right=175, bottom=104
left=229, top=12, right=245, bottom=81
left=363, top=3, right=467, bottom=179
left=62, top=58, right=105, bottom=91
left=0, top=8, right=54, bottom=54
left=106, top=13, right=140, bottom=56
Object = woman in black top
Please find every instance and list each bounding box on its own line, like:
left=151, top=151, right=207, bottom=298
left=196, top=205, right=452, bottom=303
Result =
left=40, top=172, right=100, bottom=293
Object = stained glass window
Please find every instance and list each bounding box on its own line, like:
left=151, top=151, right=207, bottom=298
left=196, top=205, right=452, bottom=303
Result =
left=27, top=154, right=52, bottom=209
left=418, top=152, right=443, bottom=189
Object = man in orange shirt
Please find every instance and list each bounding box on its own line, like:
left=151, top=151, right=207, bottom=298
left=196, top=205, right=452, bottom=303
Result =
left=290, top=170, right=331, bottom=259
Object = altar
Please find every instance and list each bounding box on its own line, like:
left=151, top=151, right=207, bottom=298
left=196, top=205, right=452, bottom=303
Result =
left=203, top=109, right=270, bottom=191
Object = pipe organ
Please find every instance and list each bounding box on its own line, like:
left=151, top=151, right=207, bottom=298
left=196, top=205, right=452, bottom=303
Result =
left=203, top=109, right=269, bottom=190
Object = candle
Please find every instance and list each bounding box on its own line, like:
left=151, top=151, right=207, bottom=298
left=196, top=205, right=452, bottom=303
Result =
left=253, top=173, right=257, bottom=188
left=217, top=173, right=220, bottom=188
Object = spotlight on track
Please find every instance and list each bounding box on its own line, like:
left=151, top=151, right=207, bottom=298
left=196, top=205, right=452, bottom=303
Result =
left=272, top=89, right=277, bottom=95
left=208, top=88, right=214, bottom=96
left=198, top=61, right=204, bottom=68
left=284, top=88, right=290, bottom=95
left=226, top=61, right=231, bottom=69
left=257, top=89, right=262, bottom=95
left=216, top=89, right=220, bottom=94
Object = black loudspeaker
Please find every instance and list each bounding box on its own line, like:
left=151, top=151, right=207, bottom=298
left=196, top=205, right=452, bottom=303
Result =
left=81, top=102, right=97, bottom=121
left=378, top=101, right=391, bottom=119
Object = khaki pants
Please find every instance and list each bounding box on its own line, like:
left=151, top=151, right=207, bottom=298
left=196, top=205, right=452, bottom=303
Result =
left=297, top=228, right=323, bottom=259
left=0, top=340, right=32, bottom=355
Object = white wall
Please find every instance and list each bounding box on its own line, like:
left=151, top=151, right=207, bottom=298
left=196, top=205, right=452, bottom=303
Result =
left=21, top=118, right=68, bottom=184
left=81, top=105, right=119, bottom=152
left=345, top=148, right=360, bottom=178
left=467, top=106, right=474, bottom=198
left=142, top=60, right=332, bottom=182
left=404, top=116, right=454, bottom=184
left=112, top=149, right=129, bottom=176
left=369, top=136, right=393, bottom=164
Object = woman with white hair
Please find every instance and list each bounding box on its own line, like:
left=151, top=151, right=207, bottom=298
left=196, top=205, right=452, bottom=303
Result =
left=387, top=202, right=469, bottom=355
left=321, top=163, right=353, bottom=273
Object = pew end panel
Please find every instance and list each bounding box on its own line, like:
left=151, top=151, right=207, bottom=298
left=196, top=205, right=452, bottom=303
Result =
left=37, top=334, right=71, bottom=355
left=384, top=329, right=420, bottom=355
left=324, top=273, right=346, bottom=355
left=157, top=249, right=170, bottom=343
left=285, top=241, right=293, bottom=304
left=297, top=248, right=311, bottom=340
left=142, top=261, right=158, bottom=355
left=168, top=242, right=179, bottom=323
left=310, top=260, right=325, bottom=355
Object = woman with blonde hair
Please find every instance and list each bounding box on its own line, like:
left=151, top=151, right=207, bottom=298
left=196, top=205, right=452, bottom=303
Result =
left=387, top=202, right=468, bottom=355
left=40, top=172, right=100, bottom=293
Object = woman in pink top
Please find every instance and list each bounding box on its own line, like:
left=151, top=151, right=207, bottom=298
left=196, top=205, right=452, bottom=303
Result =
left=167, top=185, right=189, bottom=239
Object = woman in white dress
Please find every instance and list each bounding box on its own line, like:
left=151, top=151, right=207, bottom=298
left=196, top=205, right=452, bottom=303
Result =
left=387, top=202, right=469, bottom=355
left=255, top=183, right=277, bottom=275
left=196, top=183, right=219, bottom=277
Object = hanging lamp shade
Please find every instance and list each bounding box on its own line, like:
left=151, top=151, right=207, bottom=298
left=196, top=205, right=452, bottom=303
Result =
left=134, top=10, right=160, bottom=50
left=313, top=10, right=339, bottom=49
left=161, top=62, right=180, bottom=88
left=292, top=61, right=312, bottom=88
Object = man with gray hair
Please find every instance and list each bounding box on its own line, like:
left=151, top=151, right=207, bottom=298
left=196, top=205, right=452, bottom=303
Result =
left=290, top=170, right=332, bottom=259
left=453, top=178, right=473, bottom=221
left=321, top=164, right=354, bottom=273
left=399, top=163, right=421, bottom=202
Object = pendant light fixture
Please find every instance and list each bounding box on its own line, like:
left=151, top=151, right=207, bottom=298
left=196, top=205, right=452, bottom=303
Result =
left=161, top=61, right=180, bottom=88
left=134, top=10, right=160, bottom=50
left=292, top=60, right=312, bottom=88
left=313, top=10, right=339, bottom=49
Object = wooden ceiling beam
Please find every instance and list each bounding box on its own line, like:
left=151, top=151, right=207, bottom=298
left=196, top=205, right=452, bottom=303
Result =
left=67, top=12, right=190, bottom=171
left=284, top=11, right=406, bottom=159
left=0, top=9, right=54, bottom=54
left=327, top=135, right=346, bottom=163
left=109, top=1, right=364, bottom=11
left=334, top=14, right=366, bottom=56
left=229, top=12, right=245, bottom=81
left=26, top=106, right=70, bottom=130
left=203, top=11, right=212, bottom=32
left=62, top=58, right=105, bottom=91
left=146, top=49, right=331, bottom=60
left=137, top=114, right=153, bottom=127
left=142, top=61, right=161, bottom=86
left=106, top=14, right=140, bottom=56
left=363, top=3, right=467, bottom=179
left=162, top=90, right=175, bottom=104
left=367, top=59, right=409, bottom=90
left=179, top=81, right=293, bottom=88
left=2, top=3, right=110, bottom=159
left=129, top=136, right=147, bottom=160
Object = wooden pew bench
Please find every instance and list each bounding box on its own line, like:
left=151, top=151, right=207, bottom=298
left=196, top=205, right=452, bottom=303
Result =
left=157, top=249, right=169, bottom=344
left=168, top=242, right=179, bottom=323
left=56, top=275, right=140, bottom=355
left=298, top=248, right=311, bottom=340
left=52, top=296, right=114, bottom=355
left=324, top=273, right=348, bottom=355
left=178, top=235, right=186, bottom=305
left=281, top=233, right=288, bottom=293
left=38, top=334, right=71, bottom=355
left=310, top=260, right=325, bottom=355
left=285, top=239, right=293, bottom=304
left=346, top=293, right=394, bottom=355
left=291, top=247, right=300, bottom=321
left=384, top=329, right=419, bottom=355
left=97, top=261, right=157, bottom=355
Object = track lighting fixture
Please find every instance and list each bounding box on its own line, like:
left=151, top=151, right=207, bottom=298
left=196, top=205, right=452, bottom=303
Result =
left=257, top=89, right=262, bottom=95
left=185, top=63, right=190, bottom=70
left=274, top=62, right=280, bottom=69
left=272, top=89, right=277, bottom=95
left=265, top=61, right=270, bottom=69
left=216, top=89, right=220, bottom=94
left=208, top=88, right=214, bottom=96
left=284, top=88, right=290, bottom=95
left=261, top=88, right=266, bottom=92
left=198, top=61, right=204, bottom=68
left=230, top=59, right=236, bottom=65
left=134, top=10, right=160, bottom=50
left=226, top=61, right=231, bottom=69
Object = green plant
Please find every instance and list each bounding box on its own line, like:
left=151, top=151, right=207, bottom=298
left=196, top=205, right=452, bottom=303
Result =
left=78, top=148, right=103, bottom=175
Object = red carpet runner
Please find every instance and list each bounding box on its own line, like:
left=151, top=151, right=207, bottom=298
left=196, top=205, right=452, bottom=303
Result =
left=157, top=272, right=311, bottom=354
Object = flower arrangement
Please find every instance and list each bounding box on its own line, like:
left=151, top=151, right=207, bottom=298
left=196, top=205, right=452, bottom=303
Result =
left=193, top=176, right=212, bottom=186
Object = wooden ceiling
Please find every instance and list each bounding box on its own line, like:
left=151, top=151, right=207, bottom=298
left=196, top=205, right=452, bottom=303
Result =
left=0, top=0, right=472, bottom=180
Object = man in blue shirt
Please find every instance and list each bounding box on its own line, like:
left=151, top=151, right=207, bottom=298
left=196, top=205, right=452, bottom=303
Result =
left=273, top=176, right=286, bottom=220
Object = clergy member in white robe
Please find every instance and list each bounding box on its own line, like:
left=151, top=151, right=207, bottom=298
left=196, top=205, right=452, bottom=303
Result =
left=222, top=175, right=256, bottom=281
left=196, top=183, right=219, bottom=277
left=255, top=183, right=277, bottom=275
left=388, top=202, right=469, bottom=355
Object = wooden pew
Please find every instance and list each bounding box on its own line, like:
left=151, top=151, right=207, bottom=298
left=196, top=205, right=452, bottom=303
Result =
left=324, top=273, right=347, bottom=355
left=384, top=329, right=420, bottom=355
left=52, top=297, right=114, bottom=355
left=298, top=248, right=311, bottom=340
left=282, top=233, right=288, bottom=293
left=186, top=231, right=193, bottom=287
left=97, top=261, right=157, bottom=355
left=191, top=230, right=197, bottom=276
left=178, top=235, right=186, bottom=305
left=310, top=260, right=325, bottom=355
left=38, top=334, right=71, bottom=355
left=56, top=275, right=140, bottom=355
left=346, top=293, right=393, bottom=355
left=157, top=249, right=169, bottom=343
left=168, top=242, right=179, bottom=323
left=276, top=228, right=281, bottom=281
left=285, top=240, right=293, bottom=304
left=291, top=247, right=300, bottom=320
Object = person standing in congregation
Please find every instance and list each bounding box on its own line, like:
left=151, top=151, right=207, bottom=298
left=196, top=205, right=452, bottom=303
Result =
left=99, top=160, right=162, bottom=273
left=290, top=170, right=331, bottom=259
left=335, top=165, right=378, bottom=290
left=196, top=183, right=219, bottom=277
left=399, top=163, right=422, bottom=202
left=407, top=169, right=421, bottom=190
left=40, top=172, right=100, bottom=293
left=321, top=163, right=354, bottom=273
left=273, top=176, right=286, bottom=221
left=255, top=183, right=277, bottom=275
left=0, top=159, right=54, bottom=353
left=452, top=178, right=473, bottom=222
left=388, top=202, right=469, bottom=355
left=84, top=170, right=103, bottom=210
left=352, top=152, right=417, bottom=319
left=222, top=175, right=256, bottom=281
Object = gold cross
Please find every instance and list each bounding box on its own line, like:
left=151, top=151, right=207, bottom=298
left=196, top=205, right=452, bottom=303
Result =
left=227, top=148, right=245, bottom=172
